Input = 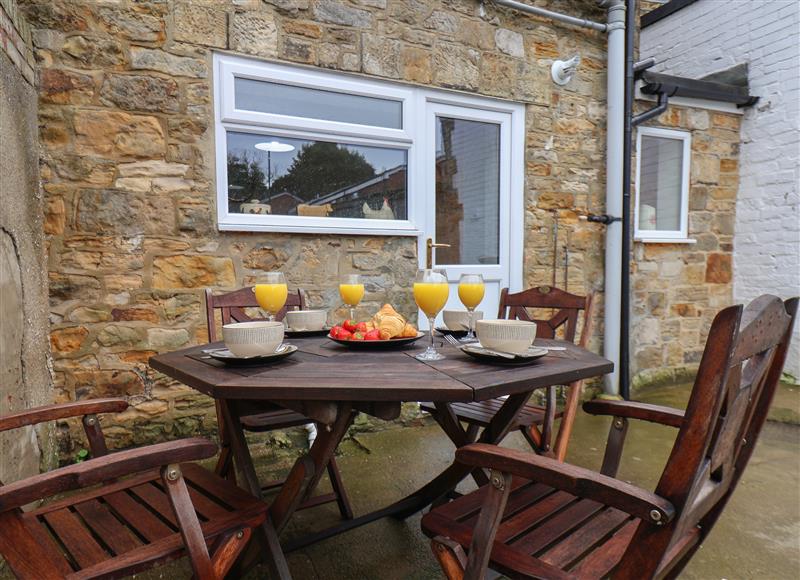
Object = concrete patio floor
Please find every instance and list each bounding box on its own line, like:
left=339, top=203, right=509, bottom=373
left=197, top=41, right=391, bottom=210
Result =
left=257, top=382, right=800, bottom=579
left=3, top=383, right=797, bottom=579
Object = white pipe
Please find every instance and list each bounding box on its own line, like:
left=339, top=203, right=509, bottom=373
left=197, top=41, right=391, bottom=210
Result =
left=490, top=0, right=608, bottom=32
left=600, top=0, right=626, bottom=396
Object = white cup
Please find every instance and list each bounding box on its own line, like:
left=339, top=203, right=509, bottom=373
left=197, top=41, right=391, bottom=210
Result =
left=285, top=309, right=327, bottom=331
left=443, top=310, right=484, bottom=331
left=222, top=321, right=284, bottom=357
left=476, top=319, right=537, bottom=354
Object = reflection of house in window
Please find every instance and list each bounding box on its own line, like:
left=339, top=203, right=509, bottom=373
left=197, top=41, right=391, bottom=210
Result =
left=267, top=192, right=303, bottom=215
left=306, top=164, right=408, bottom=220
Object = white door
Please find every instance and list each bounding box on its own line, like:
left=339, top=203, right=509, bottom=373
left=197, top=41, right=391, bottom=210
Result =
left=417, top=99, right=524, bottom=328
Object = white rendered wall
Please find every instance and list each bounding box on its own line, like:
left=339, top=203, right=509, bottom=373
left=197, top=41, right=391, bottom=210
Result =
left=641, top=0, right=800, bottom=379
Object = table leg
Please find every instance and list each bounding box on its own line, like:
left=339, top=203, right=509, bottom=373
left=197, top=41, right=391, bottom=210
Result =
left=431, top=402, right=490, bottom=487
left=389, top=392, right=532, bottom=521
left=219, top=400, right=291, bottom=580
left=270, top=402, right=355, bottom=533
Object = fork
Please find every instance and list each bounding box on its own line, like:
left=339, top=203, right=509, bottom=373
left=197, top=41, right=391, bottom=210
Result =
left=443, top=334, right=462, bottom=348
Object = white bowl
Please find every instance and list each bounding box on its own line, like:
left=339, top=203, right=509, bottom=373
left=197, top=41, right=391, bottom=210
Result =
left=285, top=309, right=327, bottom=331
left=443, top=310, right=484, bottom=331
left=222, top=321, right=284, bottom=357
left=476, top=319, right=537, bottom=354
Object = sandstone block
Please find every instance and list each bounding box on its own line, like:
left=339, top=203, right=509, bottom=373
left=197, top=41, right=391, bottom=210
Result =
left=97, top=325, right=142, bottom=347
left=44, top=196, right=66, bottom=235
left=313, top=2, right=371, bottom=27
left=433, top=43, right=479, bottom=90
left=424, top=10, right=458, bottom=34
left=114, top=177, right=152, bottom=192
left=152, top=255, right=236, bottom=289
left=98, top=7, right=163, bottom=42
left=690, top=154, right=720, bottom=184
left=147, top=328, right=190, bottom=349
left=73, top=370, right=144, bottom=398
left=112, top=307, right=159, bottom=323
left=495, top=28, right=524, bottom=58
left=230, top=11, right=278, bottom=57
left=100, top=74, right=179, bottom=113
left=50, top=326, right=89, bottom=354
left=400, top=45, right=431, bottom=84
left=118, top=160, right=190, bottom=178
left=130, top=47, right=207, bottom=78
left=49, top=273, right=102, bottom=303
left=68, top=307, right=112, bottom=323
left=284, top=20, right=322, bottom=38
left=50, top=155, right=116, bottom=186
left=283, top=36, right=316, bottom=64
left=705, top=253, right=732, bottom=284
left=40, top=68, right=94, bottom=104
left=362, top=34, right=401, bottom=78
left=173, top=3, right=227, bottom=47
left=74, top=110, right=165, bottom=158
left=62, top=35, right=125, bottom=67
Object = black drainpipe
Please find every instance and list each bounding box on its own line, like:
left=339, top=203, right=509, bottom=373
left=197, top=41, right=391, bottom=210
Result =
left=619, top=0, right=636, bottom=400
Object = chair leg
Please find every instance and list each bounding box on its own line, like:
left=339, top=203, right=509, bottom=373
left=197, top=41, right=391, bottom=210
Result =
left=326, top=457, right=354, bottom=520
left=431, top=536, right=467, bottom=580
left=211, top=527, right=252, bottom=578
left=553, top=380, right=582, bottom=462
left=465, top=423, right=480, bottom=443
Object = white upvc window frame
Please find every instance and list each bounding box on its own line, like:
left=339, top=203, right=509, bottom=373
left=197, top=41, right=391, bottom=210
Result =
left=213, top=54, right=523, bottom=238
left=634, top=126, right=692, bottom=242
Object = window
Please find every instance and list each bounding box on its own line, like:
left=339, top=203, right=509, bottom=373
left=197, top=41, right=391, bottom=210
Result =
left=634, top=127, right=691, bottom=241
left=213, top=54, right=522, bottom=236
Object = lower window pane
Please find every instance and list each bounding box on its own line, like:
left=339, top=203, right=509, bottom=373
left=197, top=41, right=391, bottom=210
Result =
left=638, top=135, right=683, bottom=232
left=226, top=132, right=407, bottom=220
left=434, top=117, right=500, bottom=265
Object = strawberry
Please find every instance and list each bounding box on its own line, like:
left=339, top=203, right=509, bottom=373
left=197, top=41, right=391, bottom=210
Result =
left=343, top=319, right=357, bottom=332
left=351, top=332, right=364, bottom=340
left=364, top=329, right=381, bottom=341
left=338, top=329, right=353, bottom=340
left=330, top=325, right=343, bottom=338
left=355, top=321, right=368, bottom=333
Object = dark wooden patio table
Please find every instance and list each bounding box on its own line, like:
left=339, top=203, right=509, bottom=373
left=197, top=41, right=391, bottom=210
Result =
left=150, top=334, right=612, bottom=555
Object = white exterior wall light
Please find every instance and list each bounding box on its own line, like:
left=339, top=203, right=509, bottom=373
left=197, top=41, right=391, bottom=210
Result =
left=551, top=55, right=582, bottom=85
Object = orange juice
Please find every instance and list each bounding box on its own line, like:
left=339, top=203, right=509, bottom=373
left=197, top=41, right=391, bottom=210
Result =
left=339, top=283, right=365, bottom=306
left=458, top=282, right=485, bottom=309
left=255, top=283, right=288, bottom=314
left=414, top=282, right=449, bottom=318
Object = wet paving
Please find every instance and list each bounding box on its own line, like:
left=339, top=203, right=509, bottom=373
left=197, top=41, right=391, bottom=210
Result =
left=3, top=383, right=797, bottom=579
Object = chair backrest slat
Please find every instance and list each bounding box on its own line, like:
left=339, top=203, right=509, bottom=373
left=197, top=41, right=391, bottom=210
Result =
left=614, top=295, right=798, bottom=579
left=204, top=287, right=304, bottom=343
left=497, top=286, right=590, bottom=346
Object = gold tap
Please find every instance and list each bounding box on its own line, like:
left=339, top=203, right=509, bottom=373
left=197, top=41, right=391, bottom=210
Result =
left=425, top=238, right=451, bottom=269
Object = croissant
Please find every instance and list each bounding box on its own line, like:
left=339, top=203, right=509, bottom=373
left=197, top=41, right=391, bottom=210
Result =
left=399, top=322, right=418, bottom=337
left=372, top=304, right=407, bottom=339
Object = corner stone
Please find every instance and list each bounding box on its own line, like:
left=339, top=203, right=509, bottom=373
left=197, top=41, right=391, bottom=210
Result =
left=230, top=11, right=278, bottom=58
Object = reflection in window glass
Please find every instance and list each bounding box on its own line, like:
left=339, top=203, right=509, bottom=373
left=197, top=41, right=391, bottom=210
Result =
left=226, top=132, right=407, bottom=220
left=638, top=135, right=683, bottom=232
left=234, top=77, right=403, bottom=129
left=434, top=117, right=500, bottom=265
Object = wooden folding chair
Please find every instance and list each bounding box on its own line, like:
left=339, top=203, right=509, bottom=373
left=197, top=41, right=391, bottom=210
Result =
left=0, top=399, right=290, bottom=579
left=421, top=286, right=595, bottom=461
left=422, top=295, right=798, bottom=579
left=205, top=287, right=353, bottom=520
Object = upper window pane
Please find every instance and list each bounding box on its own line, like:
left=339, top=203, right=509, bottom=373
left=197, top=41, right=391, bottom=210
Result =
left=639, top=135, right=684, bottom=232
left=226, top=131, right=407, bottom=220
left=234, top=77, right=403, bottom=129
left=434, top=117, right=501, bottom=265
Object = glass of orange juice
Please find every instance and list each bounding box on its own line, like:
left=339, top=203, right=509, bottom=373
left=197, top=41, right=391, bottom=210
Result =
left=254, top=272, right=288, bottom=322
left=339, top=274, right=365, bottom=321
left=414, top=268, right=449, bottom=361
left=458, top=273, right=485, bottom=342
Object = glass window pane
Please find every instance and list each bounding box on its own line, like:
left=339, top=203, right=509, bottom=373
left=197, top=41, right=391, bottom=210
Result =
left=234, top=77, right=403, bottom=129
left=226, top=131, right=407, bottom=220
left=638, top=135, right=684, bottom=232
left=434, top=117, right=500, bottom=265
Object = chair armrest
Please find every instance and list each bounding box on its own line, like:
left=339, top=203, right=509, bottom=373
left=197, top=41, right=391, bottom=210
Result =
left=0, top=438, right=217, bottom=512
left=0, top=398, right=129, bottom=432
left=456, top=444, right=675, bottom=525
left=583, top=400, right=684, bottom=428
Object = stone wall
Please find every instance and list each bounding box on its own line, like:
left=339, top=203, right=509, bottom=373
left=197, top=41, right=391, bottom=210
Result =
left=20, top=0, right=611, bottom=450
left=640, top=0, right=800, bottom=380
left=630, top=102, right=742, bottom=387
left=18, top=0, right=739, bottom=451
left=0, top=0, right=53, bottom=485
